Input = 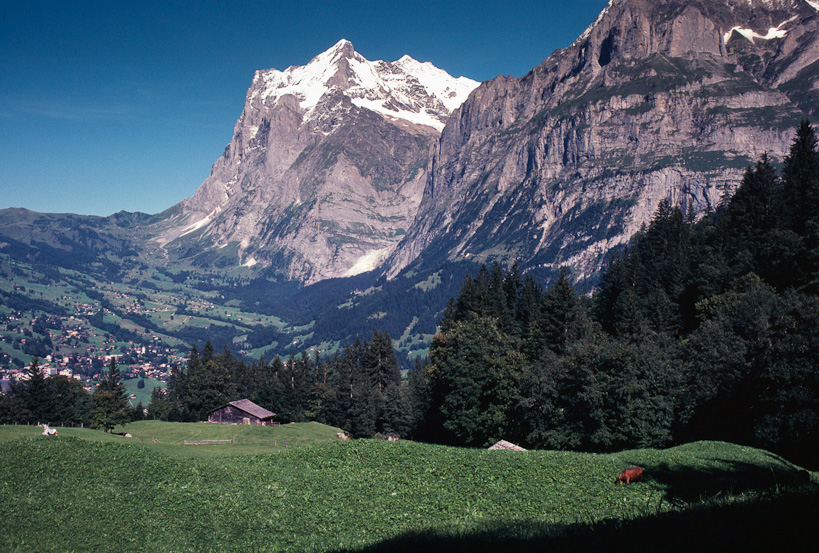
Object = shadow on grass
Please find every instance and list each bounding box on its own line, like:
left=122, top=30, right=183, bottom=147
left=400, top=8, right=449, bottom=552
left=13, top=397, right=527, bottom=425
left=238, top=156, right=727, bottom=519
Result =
left=638, top=457, right=812, bottom=503
left=336, top=488, right=819, bottom=553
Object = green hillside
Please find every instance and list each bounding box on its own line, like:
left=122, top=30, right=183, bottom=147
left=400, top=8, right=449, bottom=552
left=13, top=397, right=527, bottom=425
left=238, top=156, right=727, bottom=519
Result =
left=0, top=424, right=815, bottom=552
left=0, top=420, right=341, bottom=458
left=123, top=377, right=165, bottom=407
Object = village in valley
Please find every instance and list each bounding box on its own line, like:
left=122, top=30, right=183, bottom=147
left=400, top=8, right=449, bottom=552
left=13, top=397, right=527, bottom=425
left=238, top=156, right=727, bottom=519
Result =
left=0, top=309, right=183, bottom=402
left=0, top=254, right=291, bottom=399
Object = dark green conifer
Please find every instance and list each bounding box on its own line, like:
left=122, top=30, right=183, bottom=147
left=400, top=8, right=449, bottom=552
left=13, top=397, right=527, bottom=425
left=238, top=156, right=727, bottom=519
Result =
left=91, top=358, right=129, bottom=432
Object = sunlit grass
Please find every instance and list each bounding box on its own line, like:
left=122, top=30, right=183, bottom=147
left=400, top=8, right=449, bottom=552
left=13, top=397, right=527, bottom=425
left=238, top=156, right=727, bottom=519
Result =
left=0, top=424, right=814, bottom=553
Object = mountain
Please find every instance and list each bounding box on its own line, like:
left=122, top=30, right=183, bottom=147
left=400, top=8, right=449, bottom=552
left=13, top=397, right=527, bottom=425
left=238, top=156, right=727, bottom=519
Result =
left=3, top=1, right=819, bottom=368
left=0, top=208, right=149, bottom=272
left=152, top=39, right=478, bottom=283
left=386, top=0, right=819, bottom=280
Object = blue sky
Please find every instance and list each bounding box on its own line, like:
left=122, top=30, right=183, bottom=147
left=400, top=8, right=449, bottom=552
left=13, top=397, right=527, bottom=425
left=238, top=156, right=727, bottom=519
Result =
left=1, top=1, right=609, bottom=216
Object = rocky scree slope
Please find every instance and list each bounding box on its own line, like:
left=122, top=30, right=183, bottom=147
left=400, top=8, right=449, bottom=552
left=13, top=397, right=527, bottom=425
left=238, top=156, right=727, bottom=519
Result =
left=386, top=0, right=819, bottom=281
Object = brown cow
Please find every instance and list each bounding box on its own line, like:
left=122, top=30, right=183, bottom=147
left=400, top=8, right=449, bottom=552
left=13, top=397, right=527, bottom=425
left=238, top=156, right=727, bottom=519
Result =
left=615, top=466, right=643, bottom=485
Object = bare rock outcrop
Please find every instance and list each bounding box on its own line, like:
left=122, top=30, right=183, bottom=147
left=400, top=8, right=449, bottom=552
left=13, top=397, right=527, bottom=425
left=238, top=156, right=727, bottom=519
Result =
left=386, top=0, right=819, bottom=281
left=153, top=40, right=478, bottom=283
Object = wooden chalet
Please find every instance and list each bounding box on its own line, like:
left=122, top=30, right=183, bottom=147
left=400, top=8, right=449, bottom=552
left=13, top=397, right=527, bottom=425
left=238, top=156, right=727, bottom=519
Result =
left=207, top=399, right=276, bottom=426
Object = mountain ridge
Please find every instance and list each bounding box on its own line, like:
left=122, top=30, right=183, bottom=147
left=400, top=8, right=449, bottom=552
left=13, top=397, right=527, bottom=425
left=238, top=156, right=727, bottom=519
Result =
left=2, top=0, right=819, bottom=366
left=152, top=39, right=478, bottom=283
left=384, top=0, right=819, bottom=280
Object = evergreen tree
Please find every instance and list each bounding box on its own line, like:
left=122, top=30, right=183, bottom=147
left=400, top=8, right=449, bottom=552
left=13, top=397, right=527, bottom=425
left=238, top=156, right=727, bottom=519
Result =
left=289, top=351, right=313, bottom=421
left=306, top=349, right=332, bottom=422
left=519, top=330, right=679, bottom=451
left=593, top=201, right=691, bottom=337
left=381, top=383, right=413, bottom=437
left=222, top=346, right=253, bottom=399
left=147, top=387, right=172, bottom=420
left=255, top=356, right=288, bottom=418
left=518, top=275, right=546, bottom=360
left=21, top=357, right=47, bottom=423
left=405, top=357, right=433, bottom=439
left=540, top=267, right=589, bottom=356
left=722, top=155, right=802, bottom=290
left=91, top=358, right=129, bottom=432
left=1, top=358, right=46, bottom=424
left=271, top=353, right=300, bottom=422
left=428, top=315, right=526, bottom=447
left=782, top=121, right=819, bottom=292
left=186, top=353, right=237, bottom=420
left=163, top=362, right=190, bottom=421
left=364, top=331, right=401, bottom=394
left=316, top=352, right=347, bottom=428
left=675, top=317, right=748, bottom=442
left=201, top=339, right=216, bottom=364
left=0, top=384, right=25, bottom=424
left=46, top=376, right=90, bottom=426
left=131, top=401, right=145, bottom=421
left=517, top=349, right=576, bottom=449
left=727, top=154, right=782, bottom=237
left=782, top=120, right=819, bottom=236
left=749, top=290, right=819, bottom=467
left=335, top=340, right=364, bottom=430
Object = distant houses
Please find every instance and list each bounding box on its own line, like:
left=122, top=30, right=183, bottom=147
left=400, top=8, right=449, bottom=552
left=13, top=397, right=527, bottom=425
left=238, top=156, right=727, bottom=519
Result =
left=207, top=399, right=276, bottom=426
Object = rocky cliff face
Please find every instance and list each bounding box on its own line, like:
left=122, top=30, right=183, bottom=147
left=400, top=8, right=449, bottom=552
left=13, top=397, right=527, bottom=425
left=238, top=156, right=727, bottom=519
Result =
left=154, top=40, right=477, bottom=283
left=386, top=0, right=819, bottom=280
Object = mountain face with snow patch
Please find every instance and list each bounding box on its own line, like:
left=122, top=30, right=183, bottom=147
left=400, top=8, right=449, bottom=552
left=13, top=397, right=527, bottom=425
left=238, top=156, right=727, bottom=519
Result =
left=386, top=0, right=819, bottom=280
left=154, top=39, right=478, bottom=282
left=3, top=0, right=819, bottom=364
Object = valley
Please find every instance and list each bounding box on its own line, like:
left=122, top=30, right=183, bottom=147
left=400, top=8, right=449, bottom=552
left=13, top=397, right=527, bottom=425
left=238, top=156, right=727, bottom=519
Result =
left=0, top=252, right=292, bottom=380
left=0, top=244, right=459, bottom=378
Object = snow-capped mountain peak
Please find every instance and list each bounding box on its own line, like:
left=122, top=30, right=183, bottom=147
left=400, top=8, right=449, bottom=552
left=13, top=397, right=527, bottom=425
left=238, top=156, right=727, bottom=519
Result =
left=159, top=40, right=479, bottom=283
left=250, top=39, right=478, bottom=131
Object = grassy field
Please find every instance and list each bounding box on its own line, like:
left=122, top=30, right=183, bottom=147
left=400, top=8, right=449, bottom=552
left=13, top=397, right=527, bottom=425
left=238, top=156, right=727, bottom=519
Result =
left=122, top=378, right=165, bottom=407
left=0, top=422, right=816, bottom=552
left=0, top=420, right=341, bottom=458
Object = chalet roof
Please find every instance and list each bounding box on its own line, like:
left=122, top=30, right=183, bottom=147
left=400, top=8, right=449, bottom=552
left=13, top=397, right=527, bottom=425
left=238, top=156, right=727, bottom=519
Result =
left=209, top=399, right=275, bottom=420
left=488, top=440, right=527, bottom=451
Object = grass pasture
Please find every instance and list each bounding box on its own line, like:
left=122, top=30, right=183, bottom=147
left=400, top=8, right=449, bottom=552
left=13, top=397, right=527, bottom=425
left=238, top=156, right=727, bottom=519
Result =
left=0, top=423, right=817, bottom=552
left=0, top=420, right=342, bottom=458
left=122, top=378, right=165, bottom=406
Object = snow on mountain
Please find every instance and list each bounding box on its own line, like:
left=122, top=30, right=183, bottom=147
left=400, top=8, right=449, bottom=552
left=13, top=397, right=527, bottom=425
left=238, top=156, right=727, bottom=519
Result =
left=386, top=0, right=819, bottom=281
left=581, top=0, right=816, bottom=47
left=155, top=39, right=479, bottom=283
left=576, top=0, right=617, bottom=43
left=250, top=39, right=478, bottom=131
left=724, top=17, right=795, bottom=43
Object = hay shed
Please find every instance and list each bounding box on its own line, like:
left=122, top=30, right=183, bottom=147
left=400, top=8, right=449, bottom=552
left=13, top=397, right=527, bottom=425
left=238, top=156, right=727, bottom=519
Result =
left=207, top=399, right=276, bottom=426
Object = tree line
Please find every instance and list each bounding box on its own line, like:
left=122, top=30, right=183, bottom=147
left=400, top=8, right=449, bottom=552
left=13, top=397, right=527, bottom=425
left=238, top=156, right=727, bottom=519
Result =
left=147, top=331, right=418, bottom=438
left=416, top=121, right=819, bottom=468
left=0, top=357, right=136, bottom=431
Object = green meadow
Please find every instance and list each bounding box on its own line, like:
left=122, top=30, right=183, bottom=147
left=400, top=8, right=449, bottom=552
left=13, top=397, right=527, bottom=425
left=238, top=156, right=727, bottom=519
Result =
left=0, top=422, right=816, bottom=552
left=122, top=378, right=165, bottom=407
